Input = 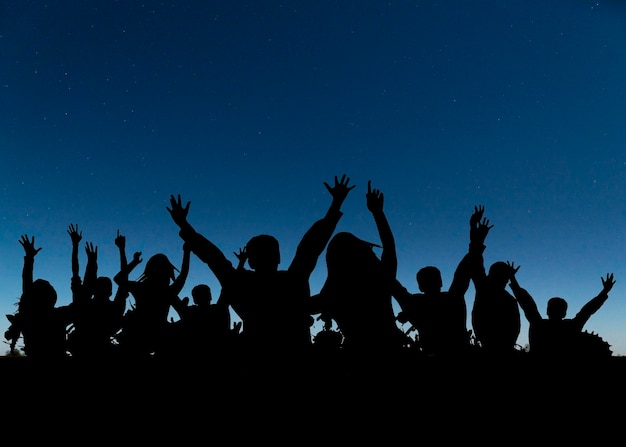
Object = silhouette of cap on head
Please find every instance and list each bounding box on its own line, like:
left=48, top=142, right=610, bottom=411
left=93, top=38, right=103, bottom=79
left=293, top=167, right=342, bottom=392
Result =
left=325, top=232, right=381, bottom=271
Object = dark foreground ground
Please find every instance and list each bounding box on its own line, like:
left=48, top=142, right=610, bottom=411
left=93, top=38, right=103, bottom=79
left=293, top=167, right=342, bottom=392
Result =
left=1, top=352, right=625, bottom=441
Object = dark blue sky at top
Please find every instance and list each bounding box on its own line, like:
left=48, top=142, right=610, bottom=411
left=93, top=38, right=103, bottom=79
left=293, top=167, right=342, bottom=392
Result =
left=2, top=1, right=626, bottom=354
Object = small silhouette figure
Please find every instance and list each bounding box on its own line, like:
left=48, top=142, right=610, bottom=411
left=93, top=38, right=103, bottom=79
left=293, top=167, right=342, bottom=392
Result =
left=167, top=174, right=354, bottom=356
left=469, top=206, right=522, bottom=356
left=67, top=228, right=142, bottom=359
left=4, top=234, right=74, bottom=359
left=169, top=283, right=234, bottom=358
left=393, top=206, right=486, bottom=358
left=509, top=265, right=615, bottom=359
left=309, top=181, right=405, bottom=356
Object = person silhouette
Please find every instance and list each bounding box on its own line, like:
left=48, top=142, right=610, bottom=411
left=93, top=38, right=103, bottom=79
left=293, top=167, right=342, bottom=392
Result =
left=392, top=205, right=486, bottom=358
left=67, top=228, right=142, bottom=359
left=113, top=242, right=190, bottom=359
left=169, top=282, right=235, bottom=358
left=469, top=207, right=522, bottom=356
left=508, top=265, right=615, bottom=359
left=308, top=180, right=405, bottom=357
left=4, top=234, right=74, bottom=359
left=167, top=174, right=355, bottom=357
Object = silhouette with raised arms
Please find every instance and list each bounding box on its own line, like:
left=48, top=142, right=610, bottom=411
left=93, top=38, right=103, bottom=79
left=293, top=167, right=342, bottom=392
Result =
left=114, top=241, right=190, bottom=359
left=469, top=206, right=522, bottom=356
left=4, top=234, right=74, bottom=359
left=393, top=205, right=487, bottom=358
left=309, top=180, right=405, bottom=357
left=67, top=227, right=142, bottom=359
left=167, top=174, right=354, bottom=357
left=508, top=265, right=615, bottom=359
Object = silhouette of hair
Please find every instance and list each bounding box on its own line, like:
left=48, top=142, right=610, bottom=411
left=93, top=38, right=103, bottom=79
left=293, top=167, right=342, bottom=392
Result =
left=245, top=234, right=280, bottom=269
left=139, top=253, right=178, bottom=282
left=547, top=297, right=567, bottom=320
left=28, top=279, right=58, bottom=308
left=325, top=232, right=380, bottom=271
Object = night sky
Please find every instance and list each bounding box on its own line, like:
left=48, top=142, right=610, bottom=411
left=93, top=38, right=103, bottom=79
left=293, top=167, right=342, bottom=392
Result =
left=2, top=1, right=626, bottom=355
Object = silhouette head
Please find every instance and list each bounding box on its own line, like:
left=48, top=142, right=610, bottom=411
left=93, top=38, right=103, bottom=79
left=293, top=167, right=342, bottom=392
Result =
left=487, top=261, right=511, bottom=289
left=94, top=277, right=113, bottom=299
left=245, top=235, right=280, bottom=272
left=139, top=253, right=178, bottom=282
left=191, top=284, right=212, bottom=306
left=416, top=266, right=443, bottom=294
left=547, top=297, right=567, bottom=320
left=325, top=232, right=380, bottom=275
left=21, top=279, right=57, bottom=312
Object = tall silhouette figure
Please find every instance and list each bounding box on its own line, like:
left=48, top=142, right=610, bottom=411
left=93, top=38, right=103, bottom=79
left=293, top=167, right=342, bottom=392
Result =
left=167, top=174, right=354, bottom=356
left=309, top=180, right=405, bottom=356
left=4, top=234, right=74, bottom=359
left=469, top=206, right=522, bottom=356
left=114, top=242, right=190, bottom=358
left=509, top=265, right=615, bottom=359
left=393, top=205, right=486, bottom=358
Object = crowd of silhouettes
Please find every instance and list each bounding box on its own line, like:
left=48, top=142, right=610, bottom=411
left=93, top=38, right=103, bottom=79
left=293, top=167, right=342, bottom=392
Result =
left=2, top=175, right=618, bottom=362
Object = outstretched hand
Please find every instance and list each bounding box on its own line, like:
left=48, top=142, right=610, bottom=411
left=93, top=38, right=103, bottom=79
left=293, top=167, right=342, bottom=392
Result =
left=470, top=205, right=485, bottom=228
left=132, top=251, right=143, bottom=264
left=323, top=174, right=355, bottom=204
left=115, top=229, right=126, bottom=249
left=506, top=261, right=521, bottom=277
left=67, top=224, right=82, bottom=245
left=85, top=242, right=98, bottom=261
left=19, top=234, right=41, bottom=258
left=366, top=180, right=384, bottom=213
left=602, top=273, right=615, bottom=294
left=167, top=194, right=191, bottom=227
left=470, top=209, right=494, bottom=245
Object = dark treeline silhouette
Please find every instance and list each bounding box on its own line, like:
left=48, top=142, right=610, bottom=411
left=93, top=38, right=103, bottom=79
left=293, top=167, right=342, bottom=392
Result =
left=3, top=175, right=618, bottom=367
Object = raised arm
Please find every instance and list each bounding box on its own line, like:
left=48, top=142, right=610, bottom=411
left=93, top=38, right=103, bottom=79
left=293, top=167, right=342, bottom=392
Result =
left=468, top=206, right=494, bottom=285
left=113, top=239, right=143, bottom=288
left=171, top=242, right=191, bottom=296
left=19, top=234, right=41, bottom=294
left=289, top=174, right=355, bottom=275
left=83, top=241, right=98, bottom=292
left=167, top=194, right=234, bottom=284
left=67, top=224, right=82, bottom=281
left=573, top=273, right=615, bottom=329
left=366, top=180, right=396, bottom=279
left=506, top=262, right=542, bottom=324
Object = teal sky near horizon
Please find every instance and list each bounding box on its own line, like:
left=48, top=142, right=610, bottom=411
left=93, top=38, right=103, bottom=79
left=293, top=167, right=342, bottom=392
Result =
left=2, top=1, right=626, bottom=355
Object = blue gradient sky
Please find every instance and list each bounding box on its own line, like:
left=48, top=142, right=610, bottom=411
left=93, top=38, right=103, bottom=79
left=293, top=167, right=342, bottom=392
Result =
left=2, top=1, right=626, bottom=355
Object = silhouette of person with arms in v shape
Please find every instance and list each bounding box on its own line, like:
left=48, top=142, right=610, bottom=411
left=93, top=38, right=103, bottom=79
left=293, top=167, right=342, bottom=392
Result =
left=5, top=234, right=74, bottom=359
left=469, top=206, right=523, bottom=357
left=393, top=205, right=487, bottom=358
left=508, top=264, right=615, bottom=360
left=309, top=180, right=405, bottom=358
left=167, top=174, right=354, bottom=358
